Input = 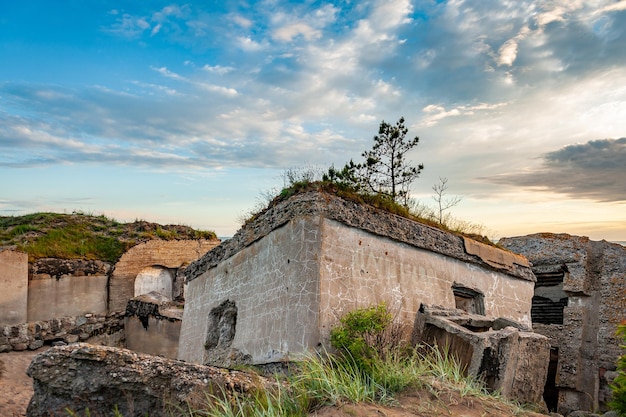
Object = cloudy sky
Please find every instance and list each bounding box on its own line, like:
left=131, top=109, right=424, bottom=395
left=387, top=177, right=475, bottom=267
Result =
left=1, top=0, right=625, bottom=241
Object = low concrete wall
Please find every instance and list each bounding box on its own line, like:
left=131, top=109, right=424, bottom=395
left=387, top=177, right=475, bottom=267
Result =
left=28, top=275, right=108, bottom=322
left=0, top=249, right=28, bottom=325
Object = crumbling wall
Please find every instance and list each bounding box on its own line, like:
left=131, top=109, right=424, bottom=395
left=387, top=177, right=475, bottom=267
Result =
left=28, top=259, right=111, bottom=322
left=0, top=312, right=124, bottom=352
left=319, top=219, right=534, bottom=332
left=179, top=216, right=322, bottom=366
left=500, top=233, right=626, bottom=414
left=109, top=239, right=219, bottom=312
left=0, top=249, right=28, bottom=325
left=413, top=305, right=549, bottom=405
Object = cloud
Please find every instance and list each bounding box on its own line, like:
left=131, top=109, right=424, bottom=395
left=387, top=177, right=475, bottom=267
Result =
left=487, top=138, right=626, bottom=202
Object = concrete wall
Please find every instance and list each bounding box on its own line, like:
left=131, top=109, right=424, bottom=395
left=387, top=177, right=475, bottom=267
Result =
left=134, top=266, right=173, bottom=299
left=180, top=191, right=535, bottom=367
left=319, top=219, right=534, bottom=334
left=28, top=275, right=108, bottom=322
left=125, top=316, right=181, bottom=359
left=110, top=239, right=219, bottom=312
left=179, top=216, right=322, bottom=365
left=0, top=249, right=29, bottom=325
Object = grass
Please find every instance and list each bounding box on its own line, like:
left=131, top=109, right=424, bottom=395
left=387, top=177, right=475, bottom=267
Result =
left=243, top=179, right=496, bottom=246
left=0, top=211, right=217, bottom=262
left=167, top=345, right=532, bottom=417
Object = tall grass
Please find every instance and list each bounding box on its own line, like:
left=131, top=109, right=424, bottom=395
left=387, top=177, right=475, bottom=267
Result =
left=174, top=344, right=499, bottom=417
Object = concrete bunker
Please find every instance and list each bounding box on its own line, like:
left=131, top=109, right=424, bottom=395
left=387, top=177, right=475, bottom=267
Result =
left=179, top=189, right=538, bottom=405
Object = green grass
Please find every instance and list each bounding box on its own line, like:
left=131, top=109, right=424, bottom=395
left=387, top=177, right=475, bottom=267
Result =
left=174, top=344, right=525, bottom=417
left=0, top=212, right=217, bottom=262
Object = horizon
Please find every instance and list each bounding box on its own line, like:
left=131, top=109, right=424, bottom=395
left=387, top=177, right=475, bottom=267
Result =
left=1, top=1, right=625, bottom=241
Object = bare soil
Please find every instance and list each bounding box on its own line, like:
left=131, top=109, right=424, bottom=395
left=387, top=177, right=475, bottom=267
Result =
left=0, top=348, right=48, bottom=417
left=310, top=385, right=549, bottom=417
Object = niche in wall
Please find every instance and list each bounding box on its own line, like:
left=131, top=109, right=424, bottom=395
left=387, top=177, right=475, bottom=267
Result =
left=452, top=284, right=485, bottom=315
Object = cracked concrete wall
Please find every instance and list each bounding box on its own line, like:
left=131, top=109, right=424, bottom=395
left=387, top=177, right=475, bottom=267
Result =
left=0, top=249, right=28, bottom=325
left=178, top=216, right=322, bottom=365
left=319, top=219, right=534, bottom=336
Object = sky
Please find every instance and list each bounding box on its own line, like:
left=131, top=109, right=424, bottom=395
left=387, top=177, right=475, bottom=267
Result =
left=1, top=0, right=625, bottom=241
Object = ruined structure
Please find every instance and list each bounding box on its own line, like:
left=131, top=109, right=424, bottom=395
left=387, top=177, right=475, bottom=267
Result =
left=0, top=239, right=218, bottom=353
left=414, top=304, right=549, bottom=405
left=179, top=191, right=538, bottom=376
left=108, top=239, right=219, bottom=311
left=500, top=233, right=626, bottom=414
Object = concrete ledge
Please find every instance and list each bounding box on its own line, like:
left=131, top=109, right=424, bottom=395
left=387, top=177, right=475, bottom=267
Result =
left=186, top=190, right=535, bottom=283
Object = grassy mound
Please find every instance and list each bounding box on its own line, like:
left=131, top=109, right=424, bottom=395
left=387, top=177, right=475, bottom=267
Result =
left=0, top=212, right=216, bottom=262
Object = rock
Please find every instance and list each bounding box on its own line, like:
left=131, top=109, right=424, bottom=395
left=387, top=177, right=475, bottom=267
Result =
left=28, top=340, right=44, bottom=350
left=26, top=343, right=272, bottom=417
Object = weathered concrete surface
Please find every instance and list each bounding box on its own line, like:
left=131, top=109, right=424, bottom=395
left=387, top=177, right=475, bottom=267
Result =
left=28, top=259, right=111, bottom=322
left=133, top=266, right=173, bottom=299
left=0, top=249, right=28, bottom=325
left=413, top=305, right=549, bottom=406
left=179, top=216, right=321, bottom=366
left=180, top=190, right=535, bottom=366
left=319, top=219, right=534, bottom=334
left=500, top=233, right=626, bottom=415
left=110, top=239, right=219, bottom=312
left=27, top=343, right=270, bottom=417
left=124, top=292, right=183, bottom=359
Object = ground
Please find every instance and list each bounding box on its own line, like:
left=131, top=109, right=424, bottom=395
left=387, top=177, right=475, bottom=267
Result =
left=0, top=348, right=47, bottom=417
left=1, top=349, right=549, bottom=417
left=311, top=387, right=549, bottom=417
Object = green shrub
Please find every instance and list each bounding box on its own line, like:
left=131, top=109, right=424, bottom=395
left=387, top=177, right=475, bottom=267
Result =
left=610, top=322, right=626, bottom=416
left=329, top=302, right=409, bottom=375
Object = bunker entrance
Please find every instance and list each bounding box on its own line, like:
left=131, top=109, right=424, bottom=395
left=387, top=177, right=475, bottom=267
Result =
left=532, top=268, right=568, bottom=325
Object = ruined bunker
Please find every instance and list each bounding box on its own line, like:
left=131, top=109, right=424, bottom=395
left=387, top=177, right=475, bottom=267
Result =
left=500, top=233, right=626, bottom=415
left=179, top=190, right=538, bottom=370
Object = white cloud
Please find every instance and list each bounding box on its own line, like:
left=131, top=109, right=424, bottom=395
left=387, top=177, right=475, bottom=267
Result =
left=202, top=65, right=234, bottom=75
left=273, top=22, right=320, bottom=42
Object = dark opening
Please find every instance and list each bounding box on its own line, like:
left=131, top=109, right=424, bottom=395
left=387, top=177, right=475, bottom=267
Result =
left=205, top=300, right=238, bottom=350
left=543, top=348, right=560, bottom=412
left=532, top=268, right=568, bottom=325
left=478, top=346, right=500, bottom=391
left=453, top=285, right=485, bottom=315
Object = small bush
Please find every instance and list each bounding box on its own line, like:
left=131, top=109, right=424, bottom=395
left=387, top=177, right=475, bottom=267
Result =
left=329, top=302, right=409, bottom=374
left=610, top=322, right=626, bottom=416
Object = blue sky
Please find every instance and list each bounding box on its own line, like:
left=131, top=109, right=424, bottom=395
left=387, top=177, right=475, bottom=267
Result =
left=1, top=0, right=625, bottom=240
